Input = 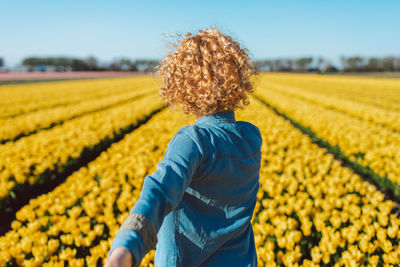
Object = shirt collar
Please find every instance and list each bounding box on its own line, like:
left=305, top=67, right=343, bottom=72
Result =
left=194, top=110, right=236, bottom=125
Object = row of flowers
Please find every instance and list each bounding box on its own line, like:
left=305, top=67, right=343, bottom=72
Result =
left=0, top=91, right=163, bottom=217
left=0, top=76, right=159, bottom=119
left=254, top=84, right=400, bottom=188
left=0, top=84, right=157, bottom=143
left=259, top=73, right=400, bottom=112
left=259, top=79, right=400, bottom=133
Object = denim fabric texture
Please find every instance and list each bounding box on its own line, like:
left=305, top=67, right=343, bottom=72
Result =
left=108, top=110, right=262, bottom=267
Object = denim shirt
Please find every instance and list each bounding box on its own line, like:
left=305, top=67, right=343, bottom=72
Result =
left=108, top=110, right=262, bottom=267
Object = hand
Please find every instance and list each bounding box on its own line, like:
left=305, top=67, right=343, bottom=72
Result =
left=104, top=247, right=135, bottom=267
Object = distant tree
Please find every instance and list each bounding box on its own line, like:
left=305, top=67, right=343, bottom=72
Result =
left=263, top=60, right=272, bottom=71
left=366, top=58, right=380, bottom=72
left=119, top=58, right=130, bottom=71
left=56, top=57, right=72, bottom=67
left=394, top=57, right=400, bottom=71
left=134, top=59, right=160, bottom=72
left=324, top=61, right=339, bottom=72
left=382, top=57, right=395, bottom=72
left=284, top=59, right=294, bottom=71
left=109, top=60, right=121, bottom=71
left=118, top=58, right=138, bottom=71
left=85, top=56, right=98, bottom=71
left=344, top=57, right=364, bottom=72
left=22, top=57, right=39, bottom=66
left=254, top=59, right=273, bottom=72
left=129, top=63, right=138, bottom=71
left=254, top=60, right=264, bottom=71
left=71, top=59, right=87, bottom=71
left=107, top=58, right=138, bottom=71
left=295, top=57, right=313, bottom=72
left=0, top=57, right=4, bottom=67
left=272, top=59, right=282, bottom=72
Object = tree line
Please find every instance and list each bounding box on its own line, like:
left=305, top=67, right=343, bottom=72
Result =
left=254, top=56, right=400, bottom=73
left=339, top=56, right=400, bottom=72
left=18, top=56, right=159, bottom=72
left=1, top=55, right=399, bottom=73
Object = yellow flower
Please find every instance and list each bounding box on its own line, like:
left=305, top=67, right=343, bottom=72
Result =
left=60, top=234, right=74, bottom=245
left=47, top=239, right=59, bottom=255
left=59, top=247, right=76, bottom=261
left=368, top=255, right=379, bottom=267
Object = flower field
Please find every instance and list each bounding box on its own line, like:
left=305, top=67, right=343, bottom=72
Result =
left=0, top=74, right=399, bottom=266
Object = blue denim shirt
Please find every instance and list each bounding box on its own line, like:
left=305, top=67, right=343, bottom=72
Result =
left=108, top=110, right=262, bottom=266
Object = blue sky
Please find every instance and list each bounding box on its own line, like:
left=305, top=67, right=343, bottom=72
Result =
left=0, top=0, right=399, bottom=67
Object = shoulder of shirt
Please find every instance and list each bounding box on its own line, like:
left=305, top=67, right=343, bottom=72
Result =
left=172, top=125, right=207, bottom=158
left=237, top=121, right=261, bottom=135
left=174, top=125, right=205, bottom=144
left=166, top=126, right=204, bottom=156
left=236, top=121, right=262, bottom=144
left=176, top=125, right=200, bottom=135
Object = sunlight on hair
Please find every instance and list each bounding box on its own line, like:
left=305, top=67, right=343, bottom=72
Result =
left=154, top=26, right=258, bottom=118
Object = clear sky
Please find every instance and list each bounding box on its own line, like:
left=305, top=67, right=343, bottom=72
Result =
left=1, top=0, right=399, bottom=67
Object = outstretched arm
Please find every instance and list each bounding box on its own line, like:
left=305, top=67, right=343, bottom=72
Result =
left=105, top=247, right=134, bottom=267
left=106, top=126, right=204, bottom=267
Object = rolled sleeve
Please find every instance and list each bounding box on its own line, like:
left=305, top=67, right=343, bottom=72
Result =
left=108, top=125, right=205, bottom=265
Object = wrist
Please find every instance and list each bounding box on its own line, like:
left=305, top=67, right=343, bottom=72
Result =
left=106, top=247, right=134, bottom=267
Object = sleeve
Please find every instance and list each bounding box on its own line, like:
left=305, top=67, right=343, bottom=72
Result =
left=108, top=126, right=204, bottom=266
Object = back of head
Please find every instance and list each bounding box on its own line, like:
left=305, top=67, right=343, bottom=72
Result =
left=155, top=27, right=257, bottom=118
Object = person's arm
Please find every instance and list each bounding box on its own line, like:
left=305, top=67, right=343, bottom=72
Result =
left=106, top=126, right=204, bottom=267
left=105, top=247, right=134, bottom=267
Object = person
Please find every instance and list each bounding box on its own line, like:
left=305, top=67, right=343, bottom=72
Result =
left=105, top=26, right=261, bottom=267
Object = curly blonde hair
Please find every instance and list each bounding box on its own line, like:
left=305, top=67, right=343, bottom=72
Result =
left=154, top=27, right=257, bottom=118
